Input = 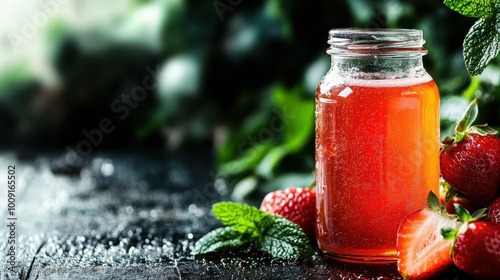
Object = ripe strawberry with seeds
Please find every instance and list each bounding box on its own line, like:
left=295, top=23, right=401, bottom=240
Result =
left=397, top=191, right=461, bottom=279
left=260, top=187, right=316, bottom=240
left=442, top=204, right=500, bottom=279
left=488, top=197, right=500, bottom=224
left=440, top=99, right=500, bottom=208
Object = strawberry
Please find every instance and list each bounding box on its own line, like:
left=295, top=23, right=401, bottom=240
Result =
left=440, top=99, right=500, bottom=208
left=445, top=196, right=479, bottom=215
left=442, top=205, right=500, bottom=279
left=397, top=192, right=461, bottom=279
left=260, top=187, right=316, bottom=240
left=488, top=197, right=500, bottom=224
left=440, top=181, right=481, bottom=215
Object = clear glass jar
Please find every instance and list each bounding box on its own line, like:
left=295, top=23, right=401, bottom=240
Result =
left=315, top=29, right=440, bottom=263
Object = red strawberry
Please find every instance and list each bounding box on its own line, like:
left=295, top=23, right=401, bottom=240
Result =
left=260, top=187, right=316, bottom=240
left=445, top=196, right=479, bottom=215
left=488, top=197, right=500, bottom=224
left=453, top=221, right=500, bottom=279
left=442, top=205, right=500, bottom=279
left=397, top=192, right=461, bottom=279
left=440, top=99, right=500, bottom=208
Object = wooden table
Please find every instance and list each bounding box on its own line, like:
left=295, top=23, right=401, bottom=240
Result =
left=0, top=150, right=469, bottom=279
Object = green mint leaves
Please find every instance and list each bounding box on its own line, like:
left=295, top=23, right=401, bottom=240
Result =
left=444, top=0, right=500, bottom=75
left=444, top=0, right=495, bottom=18
left=257, top=217, right=312, bottom=259
left=191, top=227, right=248, bottom=254
left=212, top=202, right=274, bottom=239
left=192, top=202, right=313, bottom=260
left=463, top=17, right=500, bottom=76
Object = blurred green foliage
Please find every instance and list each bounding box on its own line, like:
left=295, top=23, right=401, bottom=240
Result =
left=1, top=0, right=500, bottom=198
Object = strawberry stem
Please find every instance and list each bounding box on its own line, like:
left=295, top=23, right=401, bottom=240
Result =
left=454, top=98, right=478, bottom=142
left=440, top=226, right=459, bottom=256
left=452, top=98, right=497, bottom=143
left=454, top=203, right=471, bottom=222
left=441, top=205, right=488, bottom=257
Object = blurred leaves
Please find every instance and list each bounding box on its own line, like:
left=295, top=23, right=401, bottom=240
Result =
left=1, top=0, right=500, bottom=198
left=218, top=85, right=314, bottom=199
left=272, top=86, right=315, bottom=153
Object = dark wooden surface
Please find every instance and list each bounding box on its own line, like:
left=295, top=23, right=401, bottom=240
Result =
left=0, top=150, right=470, bottom=279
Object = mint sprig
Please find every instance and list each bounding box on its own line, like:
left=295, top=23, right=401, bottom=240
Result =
left=191, top=227, right=248, bottom=254
left=463, top=17, right=500, bottom=76
left=192, top=202, right=313, bottom=260
left=212, top=202, right=274, bottom=239
left=444, top=0, right=496, bottom=18
left=444, top=0, right=500, bottom=75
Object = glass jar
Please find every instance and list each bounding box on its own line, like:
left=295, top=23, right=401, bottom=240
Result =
left=315, top=29, right=440, bottom=263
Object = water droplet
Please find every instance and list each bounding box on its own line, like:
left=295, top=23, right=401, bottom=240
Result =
left=101, top=162, right=114, bottom=177
left=150, top=209, right=158, bottom=218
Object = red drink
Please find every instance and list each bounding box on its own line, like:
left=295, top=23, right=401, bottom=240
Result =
left=315, top=77, right=440, bottom=262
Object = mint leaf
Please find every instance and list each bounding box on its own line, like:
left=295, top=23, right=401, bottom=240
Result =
left=258, top=217, right=313, bottom=260
left=463, top=17, right=500, bottom=76
left=444, top=0, right=496, bottom=18
left=212, top=202, right=275, bottom=239
left=192, top=227, right=248, bottom=255
left=193, top=202, right=313, bottom=260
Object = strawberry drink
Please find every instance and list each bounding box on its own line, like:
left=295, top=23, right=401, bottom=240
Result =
left=316, top=76, right=440, bottom=262
left=316, top=29, right=440, bottom=263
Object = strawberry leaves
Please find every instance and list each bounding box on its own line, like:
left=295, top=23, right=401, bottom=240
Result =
left=444, top=0, right=500, bottom=75
left=427, top=190, right=441, bottom=210
left=455, top=98, right=479, bottom=138
left=452, top=98, right=497, bottom=143
left=192, top=202, right=313, bottom=260
left=441, top=98, right=500, bottom=207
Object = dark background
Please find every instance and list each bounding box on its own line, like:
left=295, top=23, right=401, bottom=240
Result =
left=0, top=0, right=498, bottom=198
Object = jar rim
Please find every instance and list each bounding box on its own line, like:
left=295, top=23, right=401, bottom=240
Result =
left=327, top=28, right=427, bottom=57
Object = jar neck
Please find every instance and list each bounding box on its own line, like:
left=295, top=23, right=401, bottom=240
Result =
left=330, top=55, right=427, bottom=80
left=327, top=29, right=428, bottom=79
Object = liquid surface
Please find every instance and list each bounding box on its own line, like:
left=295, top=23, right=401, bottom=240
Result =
left=315, top=77, right=440, bottom=262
